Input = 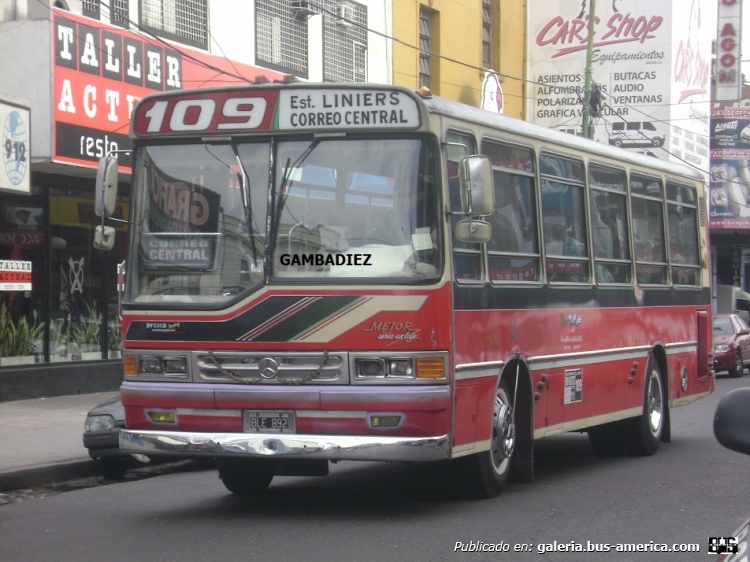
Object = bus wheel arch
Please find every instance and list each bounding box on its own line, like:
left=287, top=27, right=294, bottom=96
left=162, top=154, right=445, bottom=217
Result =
left=506, top=359, right=534, bottom=484
left=625, top=347, right=669, bottom=455
left=457, top=358, right=534, bottom=498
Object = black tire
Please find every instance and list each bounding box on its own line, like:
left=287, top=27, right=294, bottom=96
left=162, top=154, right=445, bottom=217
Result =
left=624, top=357, right=665, bottom=456
left=729, top=351, right=743, bottom=378
left=100, top=457, right=129, bottom=480
left=458, top=378, right=515, bottom=499
left=614, top=139, right=622, bottom=147
left=216, top=458, right=275, bottom=496
left=652, top=138, right=663, bottom=147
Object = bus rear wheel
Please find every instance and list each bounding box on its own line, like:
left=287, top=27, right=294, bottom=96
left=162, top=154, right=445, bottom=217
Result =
left=216, top=458, right=275, bottom=495
left=459, top=378, right=515, bottom=499
left=624, top=358, right=665, bottom=456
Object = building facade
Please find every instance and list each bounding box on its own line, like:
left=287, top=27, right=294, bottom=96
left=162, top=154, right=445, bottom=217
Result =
left=0, top=0, right=392, bottom=394
left=390, top=0, right=526, bottom=119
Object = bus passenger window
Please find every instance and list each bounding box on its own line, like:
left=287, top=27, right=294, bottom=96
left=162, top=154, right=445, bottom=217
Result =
left=481, top=140, right=540, bottom=283
left=666, top=181, right=700, bottom=286
left=540, top=152, right=589, bottom=284
left=589, top=165, right=630, bottom=284
left=630, top=174, right=667, bottom=285
left=447, top=131, right=482, bottom=282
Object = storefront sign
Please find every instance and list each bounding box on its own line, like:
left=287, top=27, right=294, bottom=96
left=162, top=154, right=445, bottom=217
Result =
left=709, top=105, right=750, bottom=229
left=52, top=9, right=284, bottom=171
left=0, top=259, right=32, bottom=291
left=526, top=0, right=713, bottom=180
left=715, top=0, right=743, bottom=103
left=0, top=95, right=30, bottom=195
left=49, top=195, right=128, bottom=231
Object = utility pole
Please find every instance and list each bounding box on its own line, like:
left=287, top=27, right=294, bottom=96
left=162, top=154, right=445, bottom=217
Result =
left=581, top=0, right=596, bottom=139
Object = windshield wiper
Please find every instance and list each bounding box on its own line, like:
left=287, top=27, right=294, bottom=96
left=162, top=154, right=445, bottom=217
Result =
left=267, top=138, right=322, bottom=271
left=229, top=142, right=258, bottom=266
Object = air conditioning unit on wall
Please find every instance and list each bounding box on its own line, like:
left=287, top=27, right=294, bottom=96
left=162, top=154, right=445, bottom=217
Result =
left=290, top=0, right=316, bottom=18
left=337, top=2, right=355, bottom=26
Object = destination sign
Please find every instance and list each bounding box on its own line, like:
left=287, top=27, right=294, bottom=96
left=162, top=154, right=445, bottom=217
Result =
left=277, top=89, right=421, bottom=130
left=132, top=87, right=421, bottom=136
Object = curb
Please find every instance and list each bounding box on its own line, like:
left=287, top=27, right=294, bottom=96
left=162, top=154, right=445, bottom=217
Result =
left=0, top=460, right=100, bottom=492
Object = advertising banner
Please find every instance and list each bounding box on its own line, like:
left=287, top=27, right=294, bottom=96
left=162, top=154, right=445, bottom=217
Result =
left=709, top=106, right=750, bottom=229
left=0, top=96, right=30, bottom=195
left=526, top=0, right=713, bottom=180
left=52, top=9, right=284, bottom=172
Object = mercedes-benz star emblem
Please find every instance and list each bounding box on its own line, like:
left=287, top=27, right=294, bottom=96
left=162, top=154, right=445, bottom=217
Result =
left=259, top=357, right=280, bottom=379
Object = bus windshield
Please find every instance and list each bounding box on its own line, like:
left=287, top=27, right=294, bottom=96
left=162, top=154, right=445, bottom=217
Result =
left=126, top=137, right=441, bottom=305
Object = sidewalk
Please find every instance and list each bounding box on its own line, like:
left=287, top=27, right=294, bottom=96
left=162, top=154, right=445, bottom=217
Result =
left=0, top=392, right=118, bottom=491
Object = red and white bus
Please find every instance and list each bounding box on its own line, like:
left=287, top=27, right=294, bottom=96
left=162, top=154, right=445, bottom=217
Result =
left=97, top=83, right=713, bottom=498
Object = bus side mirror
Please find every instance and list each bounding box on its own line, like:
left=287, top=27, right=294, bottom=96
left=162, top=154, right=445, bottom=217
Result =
left=459, top=155, right=494, bottom=216
left=95, top=156, right=119, bottom=218
left=454, top=219, right=492, bottom=243
left=94, top=225, right=116, bottom=251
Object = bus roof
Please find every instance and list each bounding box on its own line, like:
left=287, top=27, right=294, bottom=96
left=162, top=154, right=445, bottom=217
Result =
left=130, top=82, right=703, bottom=184
left=420, top=92, right=704, bottom=183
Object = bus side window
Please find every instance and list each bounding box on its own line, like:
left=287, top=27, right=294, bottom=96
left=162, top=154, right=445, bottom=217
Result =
left=589, top=165, right=631, bottom=284
left=481, top=140, right=540, bottom=283
left=630, top=174, right=667, bottom=285
left=540, top=153, right=589, bottom=283
left=447, top=131, right=483, bottom=282
left=666, top=181, right=700, bottom=286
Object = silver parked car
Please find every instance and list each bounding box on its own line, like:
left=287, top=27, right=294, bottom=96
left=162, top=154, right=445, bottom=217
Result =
left=82, top=395, right=149, bottom=479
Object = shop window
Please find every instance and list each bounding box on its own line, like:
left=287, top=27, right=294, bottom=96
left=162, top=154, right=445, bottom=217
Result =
left=49, top=190, right=128, bottom=362
left=0, top=198, right=46, bottom=364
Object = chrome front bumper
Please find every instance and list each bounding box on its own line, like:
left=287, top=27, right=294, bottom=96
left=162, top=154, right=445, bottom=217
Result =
left=119, top=429, right=450, bottom=462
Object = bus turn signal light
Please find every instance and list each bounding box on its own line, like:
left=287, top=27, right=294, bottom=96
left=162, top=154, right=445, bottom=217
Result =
left=416, top=357, right=444, bottom=379
left=123, top=355, right=137, bottom=376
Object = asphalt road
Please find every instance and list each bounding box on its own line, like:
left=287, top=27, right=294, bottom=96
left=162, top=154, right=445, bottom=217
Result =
left=1, top=375, right=749, bottom=562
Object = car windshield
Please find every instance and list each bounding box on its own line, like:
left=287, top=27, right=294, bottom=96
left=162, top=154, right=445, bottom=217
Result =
left=125, top=137, right=441, bottom=306
left=713, top=317, right=733, bottom=335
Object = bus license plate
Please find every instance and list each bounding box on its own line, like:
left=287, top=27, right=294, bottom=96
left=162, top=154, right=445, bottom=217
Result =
left=243, top=411, right=296, bottom=433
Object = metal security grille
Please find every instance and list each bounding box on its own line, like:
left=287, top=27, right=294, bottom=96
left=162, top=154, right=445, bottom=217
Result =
left=482, top=0, right=491, bottom=69
left=140, top=0, right=208, bottom=49
left=321, top=0, right=368, bottom=83
left=419, top=8, right=432, bottom=89
left=256, top=0, right=309, bottom=78
left=112, top=0, right=129, bottom=28
left=82, top=0, right=100, bottom=19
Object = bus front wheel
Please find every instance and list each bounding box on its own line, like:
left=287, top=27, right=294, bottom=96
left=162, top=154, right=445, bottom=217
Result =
left=216, top=458, right=275, bottom=495
left=459, top=378, right=515, bottom=499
